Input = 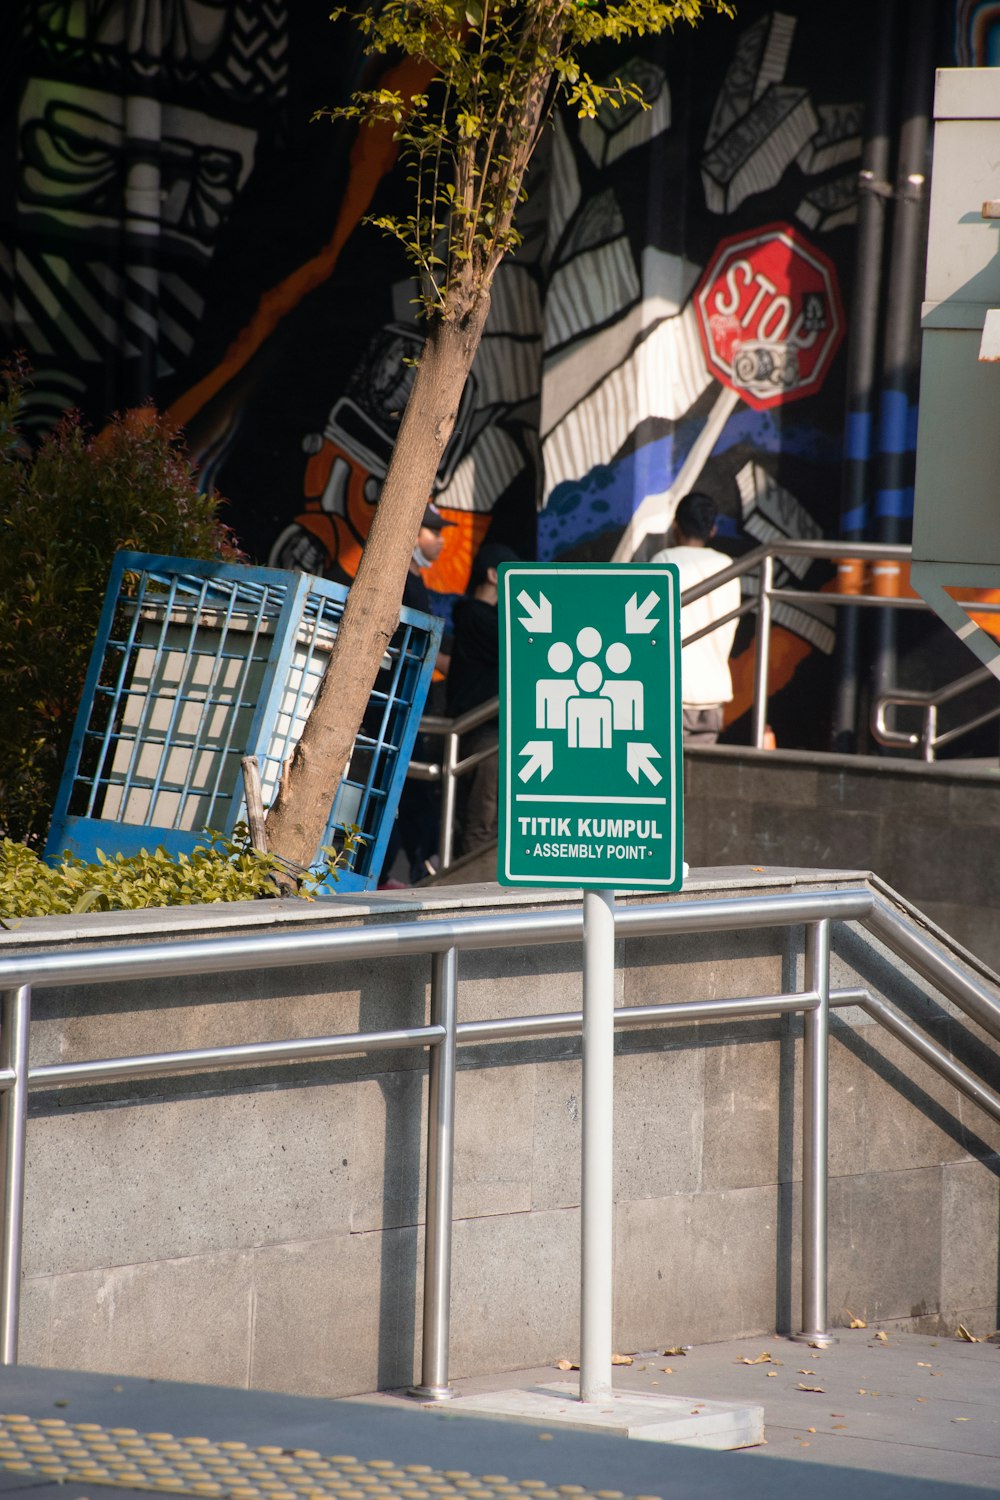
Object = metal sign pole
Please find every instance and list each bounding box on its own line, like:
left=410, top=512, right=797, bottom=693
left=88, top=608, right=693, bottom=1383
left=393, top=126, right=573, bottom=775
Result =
left=580, top=886, right=616, bottom=1404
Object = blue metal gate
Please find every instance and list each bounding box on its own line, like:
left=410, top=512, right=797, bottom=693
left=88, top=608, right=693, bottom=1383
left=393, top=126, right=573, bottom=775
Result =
left=45, top=552, right=443, bottom=891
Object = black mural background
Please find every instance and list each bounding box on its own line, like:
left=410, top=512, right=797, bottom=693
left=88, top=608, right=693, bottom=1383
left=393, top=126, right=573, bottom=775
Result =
left=4, top=1, right=996, bottom=748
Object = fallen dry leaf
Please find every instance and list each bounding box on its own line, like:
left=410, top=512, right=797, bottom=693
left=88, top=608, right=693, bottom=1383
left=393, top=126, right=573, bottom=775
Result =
left=858, top=1389, right=868, bottom=1395
left=751, top=866, right=765, bottom=872
left=611, top=1353, right=633, bottom=1366
left=830, top=1413, right=845, bottom=1418
left=917, top=1362, right=932, bottom=1368
left=662, top=1367, right=674, bottom=1375
left=737, top=1351, right=772, bottom=1365
left=766, top=1371, right=778, bottom=1377
left=555, top=1359, right=577, bottom=1371
left=796, top=1383, right=825, bottom=1393
left=798, top=1369, right=816, bottom=1375
left=873, top=1331, right=889, bottom=1344
left=663, top=1346, right=687, bottom=1357
left=832, top=1423, right=848, bottom=1430
left=915, top=1398, right=927, bottom=1404
left=930, top=1371, right=943, bottom=1377
left=845, top=1310, right=867, bottom=1329
left=955, top=1324, right=981, bottom=1343
left=953, top=1417, right=971, bottom=1423
left=806, top=1427, right=817, bottom=1434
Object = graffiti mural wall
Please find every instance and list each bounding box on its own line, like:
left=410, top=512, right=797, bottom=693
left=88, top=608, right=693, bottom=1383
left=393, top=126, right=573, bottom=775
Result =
left=2, top=3, right=974, bottom=744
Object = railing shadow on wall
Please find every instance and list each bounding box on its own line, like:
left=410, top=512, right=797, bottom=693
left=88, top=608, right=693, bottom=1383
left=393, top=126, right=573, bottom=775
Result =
left=410, top=541, right=1000, bottom=875
left=0, top=882, right=998, bottom=1393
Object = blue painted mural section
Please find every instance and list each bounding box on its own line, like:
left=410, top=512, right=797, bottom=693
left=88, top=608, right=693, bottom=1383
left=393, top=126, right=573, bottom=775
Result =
left=539, top=407, right=844, bottom=560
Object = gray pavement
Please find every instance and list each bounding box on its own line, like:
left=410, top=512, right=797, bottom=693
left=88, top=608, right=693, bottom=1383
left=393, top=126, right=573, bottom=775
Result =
left=0, top=1327, right=994, bottom=1500
left=384, top=1328, right=1000, bottom=1490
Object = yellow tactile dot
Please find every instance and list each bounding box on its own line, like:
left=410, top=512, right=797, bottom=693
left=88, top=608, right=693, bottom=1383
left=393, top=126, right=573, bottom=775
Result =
left=36, top=1419, right=67, bottom=1429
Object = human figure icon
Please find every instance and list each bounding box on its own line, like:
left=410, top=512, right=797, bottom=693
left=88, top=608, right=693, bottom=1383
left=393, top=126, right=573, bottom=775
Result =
left=601, top=641, right=644, bottom=730
left=536, top=640, right=577, bottom=729
left=567, top=660, right=613, bottom=748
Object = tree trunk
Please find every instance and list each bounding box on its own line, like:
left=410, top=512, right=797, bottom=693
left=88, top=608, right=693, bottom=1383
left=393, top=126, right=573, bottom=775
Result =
left=264, top=294, right=490, bottom=872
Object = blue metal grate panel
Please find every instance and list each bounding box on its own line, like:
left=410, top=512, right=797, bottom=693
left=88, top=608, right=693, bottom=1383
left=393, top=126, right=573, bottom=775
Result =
left=46, top=553, right=443, bottom=891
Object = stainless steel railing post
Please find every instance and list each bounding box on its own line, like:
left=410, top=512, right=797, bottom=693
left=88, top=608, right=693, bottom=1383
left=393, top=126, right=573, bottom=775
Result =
left=439, top=733, right=460, bottom=872
left=797, top=921, right=835, bottom=1346
left=0, top=986, right=30, bottom=1365
left=410, top=948, right=458, bottom=1399
left=922, top=703, right=938, bottom=763
left=752, top=553, right=775, bottom=749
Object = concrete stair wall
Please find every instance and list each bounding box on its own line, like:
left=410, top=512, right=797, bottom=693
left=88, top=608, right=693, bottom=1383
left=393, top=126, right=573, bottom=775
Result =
left=3, top=868, right=998, bottom=1398
left=436, top=747, right=1000, bottom=970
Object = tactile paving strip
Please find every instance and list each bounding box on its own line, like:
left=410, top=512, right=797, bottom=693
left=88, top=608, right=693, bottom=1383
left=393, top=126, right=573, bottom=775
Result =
left=0, top=1415, right=661, bottom=1500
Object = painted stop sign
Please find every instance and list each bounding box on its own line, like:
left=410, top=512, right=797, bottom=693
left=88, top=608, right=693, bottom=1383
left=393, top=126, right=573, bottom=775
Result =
left=694, top=222, right=845, bottom=411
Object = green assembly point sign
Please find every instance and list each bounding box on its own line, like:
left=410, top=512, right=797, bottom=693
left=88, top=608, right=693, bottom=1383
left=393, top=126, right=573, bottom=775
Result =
left=497, top=562, right=683, bottom=890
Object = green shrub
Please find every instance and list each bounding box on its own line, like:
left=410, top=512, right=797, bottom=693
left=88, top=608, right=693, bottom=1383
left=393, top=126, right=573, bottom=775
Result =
left=0, top=363, right=243, bottom=845
left=0, top=828, right=362, bottom=921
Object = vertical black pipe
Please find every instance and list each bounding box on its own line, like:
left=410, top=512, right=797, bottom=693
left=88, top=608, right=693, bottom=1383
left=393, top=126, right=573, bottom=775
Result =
left=871, top=0, right=935, bottom=724
left=830, top=0, right=897, bottom=753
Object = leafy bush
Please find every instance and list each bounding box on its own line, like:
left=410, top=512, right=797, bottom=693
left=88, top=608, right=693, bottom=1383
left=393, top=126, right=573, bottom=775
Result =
left=0, top=828, right=362, bottom=921
left=0, top=363, right=243, bottom=845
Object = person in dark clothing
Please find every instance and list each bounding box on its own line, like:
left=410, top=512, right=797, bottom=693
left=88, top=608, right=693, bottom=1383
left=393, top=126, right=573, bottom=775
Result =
left=446, top=540, right=519, bottom=856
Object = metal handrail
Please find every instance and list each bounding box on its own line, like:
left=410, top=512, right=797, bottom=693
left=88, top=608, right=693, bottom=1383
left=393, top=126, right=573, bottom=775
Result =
left=872, top=665, right=1000, bottom=761
left=412, top=542, right=1000, bottom=874
left=0, top=881, right=998, bottom=1388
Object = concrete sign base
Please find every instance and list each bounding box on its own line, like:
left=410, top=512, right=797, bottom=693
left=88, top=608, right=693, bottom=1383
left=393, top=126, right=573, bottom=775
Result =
left=441, top=1382, right=765, bottom=1451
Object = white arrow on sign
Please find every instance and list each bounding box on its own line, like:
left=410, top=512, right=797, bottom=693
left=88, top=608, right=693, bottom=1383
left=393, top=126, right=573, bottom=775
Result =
left=627, top=741, right=662, bottom=785
left=625, top=590, right=659, bottom=634
left=517, top=590, right=552, bottom=634
left=518, top=740, right=554, bottom=783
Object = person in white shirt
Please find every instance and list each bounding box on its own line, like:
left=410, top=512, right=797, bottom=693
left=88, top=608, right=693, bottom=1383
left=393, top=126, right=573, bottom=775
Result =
left=651, top=491, right=741, bottom=744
